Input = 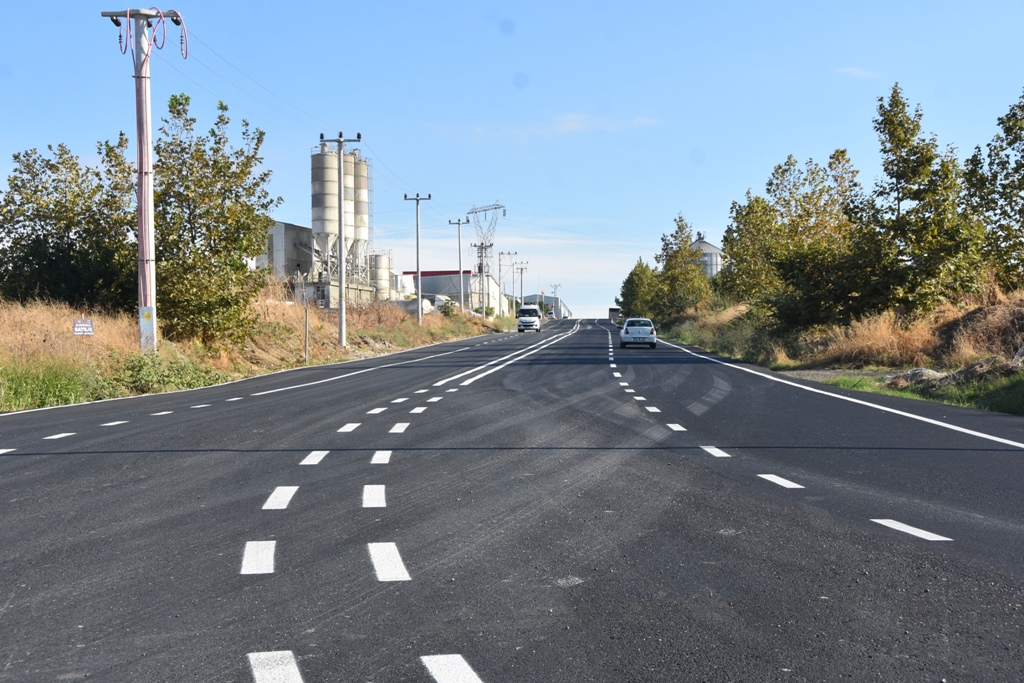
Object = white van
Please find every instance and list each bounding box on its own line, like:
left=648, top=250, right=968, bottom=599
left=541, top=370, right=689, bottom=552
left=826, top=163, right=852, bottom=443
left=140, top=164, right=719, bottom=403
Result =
left=517, top=305, right=543, bottom=332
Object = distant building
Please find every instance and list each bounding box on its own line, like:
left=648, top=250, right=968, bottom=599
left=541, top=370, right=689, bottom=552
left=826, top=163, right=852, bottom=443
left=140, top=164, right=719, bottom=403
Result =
left=407, top=270, right=510, bottom=316
left=690, top=232, right=726, bottom=278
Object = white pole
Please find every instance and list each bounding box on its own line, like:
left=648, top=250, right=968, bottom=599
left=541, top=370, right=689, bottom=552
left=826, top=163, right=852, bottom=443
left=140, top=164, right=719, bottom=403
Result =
left=337, top=142, right=346, bottom=347
left=133, top=15, right=157, bottom=353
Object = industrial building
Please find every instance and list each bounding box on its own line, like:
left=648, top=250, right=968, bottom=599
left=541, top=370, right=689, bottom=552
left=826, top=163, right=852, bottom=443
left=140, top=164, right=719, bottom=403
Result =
left=407, top=270, right=510, bottom=316
left=691, top=232, right=726, bottom=279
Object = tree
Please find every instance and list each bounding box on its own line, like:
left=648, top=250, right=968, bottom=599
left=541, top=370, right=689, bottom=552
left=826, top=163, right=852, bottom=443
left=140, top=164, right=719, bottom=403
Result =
left=153, top=95, right=281, bottom=345
left=0, top=137, right=136, bottom=310
left=719, top=192, right=783, bottom=302
left=654, top=214, right=711, bottom=320
left=872, top=83, right=983, bottom=311
left=616, top=257, right=659, bottom=319
left=966, top=89, right=1024, bottom=290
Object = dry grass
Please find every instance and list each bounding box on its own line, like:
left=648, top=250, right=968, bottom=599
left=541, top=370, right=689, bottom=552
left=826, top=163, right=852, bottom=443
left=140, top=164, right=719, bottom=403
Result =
left=816, top=311, right=942, bottom=368
left=0, top=299, right=138, bottom=369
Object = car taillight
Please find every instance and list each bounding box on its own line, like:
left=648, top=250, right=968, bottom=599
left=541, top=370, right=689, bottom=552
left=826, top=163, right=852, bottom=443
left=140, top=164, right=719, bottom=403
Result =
left=623, top=327, right=629, bottom=334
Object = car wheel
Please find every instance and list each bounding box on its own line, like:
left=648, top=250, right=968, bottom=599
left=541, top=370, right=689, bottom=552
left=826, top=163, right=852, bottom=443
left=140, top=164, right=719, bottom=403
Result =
left=650, top=342, right=657, bottom=349
left=619, top=342, right=626, bottom=348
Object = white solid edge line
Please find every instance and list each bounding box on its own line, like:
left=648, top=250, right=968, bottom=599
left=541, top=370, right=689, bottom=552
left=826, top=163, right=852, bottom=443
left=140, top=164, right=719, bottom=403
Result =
left=871, top=519, right=953, bottom=541
left=371, top=450, right=393, bottom=464
left=663, top=340, right=1024, bottom=450
left=263, top=486, right=299, bottom=510
left=758, top=474, right=805, bottom=489
left=300, top=450, right=328, bottom=465
left=368, top=542, right=411, bottom=581
left=248, top=650, right=303, bottom=683
left=420, top=654, right=485, bottom=683
left=241, top=541, right=276, bottom=574
left=363, top=485, right=386, bottom=508
left=390, top=423, right=410, bottom=433
left=338, top=423, right=361, bottom=432
left=701, top=446, right=732, bottom=458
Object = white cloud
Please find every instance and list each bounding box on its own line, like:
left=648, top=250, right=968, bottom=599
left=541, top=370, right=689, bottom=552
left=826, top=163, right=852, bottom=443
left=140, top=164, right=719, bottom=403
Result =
left=836, top=66, right=880, bottom=80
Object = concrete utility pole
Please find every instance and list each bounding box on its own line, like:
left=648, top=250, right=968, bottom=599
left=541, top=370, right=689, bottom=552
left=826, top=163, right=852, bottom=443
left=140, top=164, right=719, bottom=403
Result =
left=449, top=217, right=469, bottom=311
left=516, top=263, right=529, bottom=310
left=321, top=132, right=361, bottom=347
left=405, top=193, right=431, bottom=325
left=550, top=283, right=562, bottom=318
left=102, top=8, right=187, bottom=353
left=499, top=251, right=516, bottom=316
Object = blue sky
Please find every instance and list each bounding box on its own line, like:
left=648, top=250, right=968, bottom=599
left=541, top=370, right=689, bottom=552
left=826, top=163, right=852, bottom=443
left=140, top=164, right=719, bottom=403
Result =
left=3, top=1, right=1024, bottom=317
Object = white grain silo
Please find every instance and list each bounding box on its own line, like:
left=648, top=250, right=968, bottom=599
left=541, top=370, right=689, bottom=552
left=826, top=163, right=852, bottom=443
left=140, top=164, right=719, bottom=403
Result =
left=370, top=251, right=391, bottom=300
left=310, top=142, right=340, bottom=307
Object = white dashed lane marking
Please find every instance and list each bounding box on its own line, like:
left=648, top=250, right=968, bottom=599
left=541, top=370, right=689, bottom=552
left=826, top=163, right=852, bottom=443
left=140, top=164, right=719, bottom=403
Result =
left=368, top=542, right=411, bottom=581
left=421, top=654, right=485, bottom=683
left=667, top=424, right=686, bottom=431
left=871, top=519, right=952, bottom=541
left=191, top=404, right=210, bottom=409
left=613, top=372, right=622, bottom=378
left=240, top=541, right=276, bottom=574
left=367, top=408, right=387, bottom=414
left=226, top=397, right=244, bottom=402
left=101, top=421, right=128, bottom=426
left=300, top=450, right=328, bottom=465
left=758, top=474, right=804, bottom=489
left=338, top=423, right=361, bottom=432
left=390, top=423, right=410, bottom=434
left=633, top=396, right=646, bottom=401
left=625, top=389, right=635, bottom=393
left=363, top=485, right=386, bottom=508
left=619, top=382, right=629, bottom=386
left=610, top=364, right=617, bottom=368
left=151, top=411, right=172, bottom=416
left=371, top=450, right=392, bottom=464
left=428, top=396, right=443, bottom=403
left=446, top=388, right=459, bottom=393
left=701, top=446, right=732, bottom=458
left=248, top=651, right=303, bottom=683
left=263, top=486, right=299, bottom=510
left=415, top=389, right=429, bottom=394
left=0, top=449, right=15, bottom=455
left=645, top=407, right=661, bottom=413
left=410, top=407, right=427, bottom=414
left=44, top=433, right=74, bottom=440
left=391, top=397, right=409, bottom=403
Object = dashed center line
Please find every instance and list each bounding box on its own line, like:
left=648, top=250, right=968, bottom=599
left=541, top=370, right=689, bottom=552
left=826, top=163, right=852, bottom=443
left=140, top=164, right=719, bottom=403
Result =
left=338, top=423, right=361, bottom=432
left=391, top=397, right=409, bottom=403
left=610, top=364, right=617, bottom=368
left=248, top=651, right=303, bottom=683
left=300, top=450, right=328, bottom=465
left=415, top=389, right=429, bottom=394
left=410, top=407, right=427, bottom=414
left=645, top=407, right=661, bottom=413
left=633, top=396, right=646, bottom=401
left=226, top=397, right=244, bottom=402
left=367, top=407, right=388, bottom=414
left=667, top=423, right=686, bottom=431
left=625, top=389, right=635, bottom=393
left=758, top=474, right=804, bottom=489
left=371, top=450, right=392, bottom=464
left=619, top=382, right=629, bottom=386
left=240, top=541, right=276, bottom=574
left=151, top=411, right=173, bottom=416
left=871, top=519, right=953, bottom=541
left=263, top=486, right=299, bottom=510
left=446, top=388, right=459, bottom=393
left=0, top=448, right=15, bottom=455
left=427, top=396, right=443, bottom=403
left=363, top=485, right=386, bottom=508
left=701, top=446, right=732, bottom=458
left=191, top=404, right=210, bottom=409
left=368, top=542, right=411, bottom=581
left=421, top=654, right=485, bottom=683
left=101, top=421, right=128, bottom=426
left=390, top=423, right=410, bottom=433
left=613, top=372, right=622, bottom=378
left=44, top=433, right=75, bottom=440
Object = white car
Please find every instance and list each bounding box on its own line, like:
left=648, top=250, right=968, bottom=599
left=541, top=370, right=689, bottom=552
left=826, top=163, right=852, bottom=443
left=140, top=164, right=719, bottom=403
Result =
left=619, top=318, right=657, bottom=348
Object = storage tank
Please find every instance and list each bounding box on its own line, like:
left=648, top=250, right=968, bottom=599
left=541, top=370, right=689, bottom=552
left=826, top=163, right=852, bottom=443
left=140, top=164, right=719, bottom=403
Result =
left=371, top=252, right=391, bottom=300
left=354, top=155, right=370, bottom=266
left=342, top=152, right=356, bottom=258
left=310, top=143, right=339, bottom=236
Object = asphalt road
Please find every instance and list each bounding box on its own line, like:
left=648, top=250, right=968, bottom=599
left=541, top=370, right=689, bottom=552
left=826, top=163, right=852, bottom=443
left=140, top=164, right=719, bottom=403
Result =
left=2, top=318, right=1023, bottom=681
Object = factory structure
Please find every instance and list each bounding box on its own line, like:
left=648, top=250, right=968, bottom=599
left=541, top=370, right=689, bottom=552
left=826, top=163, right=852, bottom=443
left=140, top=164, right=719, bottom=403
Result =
left=260, top=143, right=530, bottom=317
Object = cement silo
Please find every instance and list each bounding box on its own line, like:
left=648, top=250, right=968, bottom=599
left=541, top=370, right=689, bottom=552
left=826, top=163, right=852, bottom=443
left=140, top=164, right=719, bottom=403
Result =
left=370, top=251, right=391, bottom=300
left=354, top=154, right=370, bottom=280
left=310, top=142, right=340, bottom=306
left=342, top=152, right=356, bottom=267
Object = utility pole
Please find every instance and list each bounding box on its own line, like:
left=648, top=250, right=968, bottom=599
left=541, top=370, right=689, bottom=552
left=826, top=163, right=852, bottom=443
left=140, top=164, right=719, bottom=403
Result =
left=550, top=283, right=561, bottom=318
left=499, top=251, right=516, bottom=316
left=102, top=8, right=187, bottom=353
left=321, top=132, right=361, bottom=347
left=468, top=202, right=505, bottom=318
left=405, top=193, right=431, bottom=325
left=449, top=217, right=469, bottom=311
left=516, top=262, right=529, bottom=309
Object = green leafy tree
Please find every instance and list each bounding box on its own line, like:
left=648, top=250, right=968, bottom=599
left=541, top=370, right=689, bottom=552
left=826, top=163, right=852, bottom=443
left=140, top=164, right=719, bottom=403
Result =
left=153, top=95, right=281, bottom=345
left=965, top=89, right=1024, bottom=290
left=654, top=214, right=711, bottom=320
left=616, top=257, right=659, bottom=319
left=0, top=137, right=136, bottom=310
left=719, top=192, right=783, bottom=302
left=871, top=83, right=983, bottom=310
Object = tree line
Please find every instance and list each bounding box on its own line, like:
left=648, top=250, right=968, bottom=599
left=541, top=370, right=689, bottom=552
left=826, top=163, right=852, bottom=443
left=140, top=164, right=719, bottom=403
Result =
left=618, top=83, right=1024, bottom=330
left=0, top=94, right=279, bottom=345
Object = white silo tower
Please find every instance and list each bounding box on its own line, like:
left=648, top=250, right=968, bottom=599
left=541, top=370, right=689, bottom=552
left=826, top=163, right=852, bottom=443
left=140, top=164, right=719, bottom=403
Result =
left=354, top=154, right=371, bottom=281
left=310, top=142, right=340, bottom=307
